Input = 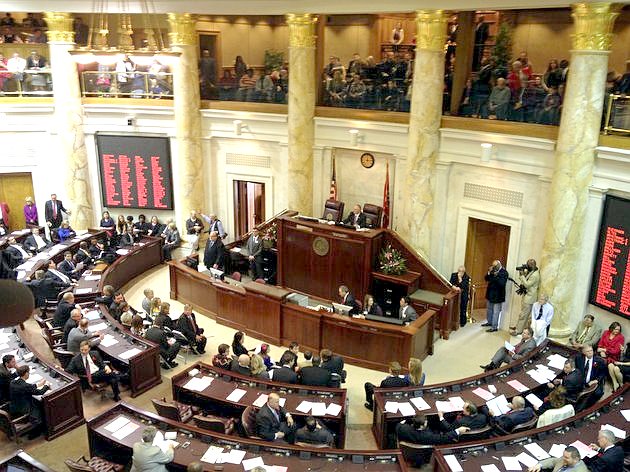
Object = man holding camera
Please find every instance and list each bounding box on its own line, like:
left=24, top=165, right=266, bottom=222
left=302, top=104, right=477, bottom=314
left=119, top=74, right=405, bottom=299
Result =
left=482, top=260, right=508, bottom=332
left=509, top=259, right=540, bottom=336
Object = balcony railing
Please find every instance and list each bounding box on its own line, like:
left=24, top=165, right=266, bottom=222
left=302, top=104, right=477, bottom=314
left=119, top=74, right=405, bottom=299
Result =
left=604, top=94, right=630, bottom=135
left=0, top=69, right=53, bottom=97
left=79, top=70, right=174, bottom=99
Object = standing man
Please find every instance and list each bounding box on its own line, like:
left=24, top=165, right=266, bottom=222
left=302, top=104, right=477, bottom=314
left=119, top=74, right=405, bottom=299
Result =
left=185, top=210, right=204, bottom=254
left=482, top=260, right=508, bottom=332
left=245, top=228, right=263, bottom=279
left=449, top=265, right=471, bottom=327
left=201, top=213, right=227, bottom=240
left=44, top=193, right=70, bottom=231
left=399, top=296, right=418, bottom=322
left=510, top=259, right=540, bottom=336
left=203, top=231, right=225, bottom=271
left=472, top=16, right=489, bottom=71
left=338, top=285, right=360, bottom=314
left=199, top=49, right=217, bottom=100
left=530, top=294, right=554, bottom=345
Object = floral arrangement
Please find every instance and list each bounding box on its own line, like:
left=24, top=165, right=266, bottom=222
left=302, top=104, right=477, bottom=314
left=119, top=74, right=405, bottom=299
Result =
left=379, top=244, right=407, bottom=275
left=262, top=222, right=278, bottom=247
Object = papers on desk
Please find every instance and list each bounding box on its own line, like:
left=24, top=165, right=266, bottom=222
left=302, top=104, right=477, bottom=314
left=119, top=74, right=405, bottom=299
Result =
left=507, top=379, right=529, bottom=393
left=436, top=400, right=460, bottom=413
left=525, top=393, right=543, bottom=409
left=486, top=394, right=511, bottom=417
left=112, top=421, right=140, bottom=440
left=326, top=402, right=342, bottom=416
left=548, top=444, right=566, bottom=458
left=100, top=335, right=119, bottom=348
left=104, top=415, right=130, bottom=432
left=501, top=456, right=522, bottom=470
left=25, top=373, right=43, bottom=384
left=242, top=457, right=265, bottom=471
left=621, top=409, right=630, bottom=422
left=200, top=445, right=224, bottom=464
left=397, top=402, right=416, bottom=417
left=119, top=348, right=142, bottom=360
left=218, top=449, right=246, bottom=465
left=231, top=247, right=242, bottom=253
left=601, top=423, right=627, bottom=439
left=115, top=249, right=130, bottom=255
left=226, top=388, right=247, bottom=402
left=524, top=442, right=551, bottom=460
left=410, top=396, right=431, bottom=411
left=515, top=452, right=538, bottom=468
left=547, top=353, right=568, bottom=370
left=75, top=287, right=93, bottom=295
left=526, top=368, right=550, bottom=385
left=443, top=454, right=463, bottom=472
left=85, top=310, right=101, bottom=321
left=88, top=322, right=108, bottom=332
left=472, top=387, right=496, bottom=401
left=385, top=401, right=399, bottom=414
left=535, top=365, right=557, bottom=381
left=253, top=394, right=268, bottom=408
left=481, top=465, right=501, bottom=472
left=152, top=431, right=179, bottom=453
left=311, top=402, right=327, bottom=416
left=84, top=274, right=101, bottom=281
left=570, top=440, right=598, bottom=459
left=182, top=376, right=213, bottom=392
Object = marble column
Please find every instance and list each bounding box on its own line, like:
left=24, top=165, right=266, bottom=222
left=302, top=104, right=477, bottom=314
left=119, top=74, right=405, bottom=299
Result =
left=45, top=12, right=93, bottom=230
left=167, top=13, right=205, bottom=232
left=540, top=3, right=621, bottom=337
left=286, top=14, right=317, bottom=215
left=397, top=10, right=448, bottom=258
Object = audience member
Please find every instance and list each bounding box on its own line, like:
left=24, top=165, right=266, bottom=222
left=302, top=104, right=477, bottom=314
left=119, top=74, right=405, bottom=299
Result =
left=176, top=304, right=206, bottom=354
left=185, top=211, right=204, bottom=253
left=364, top=361, right=408, bottom=411
left=298, top=351, right=313, bottom=369
left=320, top=349, right=345, bottom=386
left=130, top=426, right=175, bottom=472
left=584, top=429, right=623, bottom=472
left=405, top=357, right=425, bottom=386
left=130, top=314, right=145, bottom=337
left=481, top=327, right=536, bottom=371
left=119, top=303, right=133, bottom=327
left=449, top=265, right=471, bottom=327
left=148, top=216, right=164, bottom=237
left=609, top=342, right=630, bottom=392
left=141, top=288, right=154, bottom=315
left=569, top=314, right=602, bottom=351
left=245, top=228, right=263, bottom=279
left=530, top=294, right=554, bottom=345
left=295, top=416, right=334, bottom=446
left=75, top=242, right=93, bottom=264
left=145, top=318, right=180, bottom=369
left=510, top=259, right=540, bottom=336
left=258, top=343, right=273, bottom=370
left=597, top=321, right=624, bottom=364
left=5, top=236, right=31, bottom=267
left=26, top=269, right=66, bottom=305
left=66, top=340, right=121, bottom=401
left=396, top=414, right=467, bottom=445
left=44, top=260, right=73, bottom=287
left=212, top=344, right=231, bottom=369
left=281, top=341, right=300, bottom=370
left=23, top=196, right=38, bottom=226
left=482, top=260, right=508, bottom=332
left=487, top=78, right=511, bottom=120
left=255, top=392, right=297, bottom=443
left=162, top=222, right=181, bottom=261
left=201, top=213, right=227, bottom=239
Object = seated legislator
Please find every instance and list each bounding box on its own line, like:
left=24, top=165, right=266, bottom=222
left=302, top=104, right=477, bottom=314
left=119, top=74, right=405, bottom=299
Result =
left=244, top=227, right=263, bottom=279
left=528, top=445, right=587, bottom=472
left=203, top=231, right=225, bottom=270
left=131, top=426, right=175, bottom=472
left=396, top=414, right=468, bottom=445
left=342, top=203, right=367, bottom=228
left=481, top=327, right=536, bottom=371
left=362, top=294, right=383, bottom=316
left=250, top=354, right=270, bottom=380
left=364, top=361, right=409, bottom=411
left=26, top=269, right=67, bottom=306
left=118, top=226, right=135, bottom=247
left=4, top=236, right=31, bottom=267
left=320, top=349, right=345, bottom=386
left=583, top=429, right=624, bottom=472
left=535, top=387, right=575, bottom=427
left=9, top=365, right=51, bottom=436
left=67, top=318, right=103, bottom=353
left=44, top=260, right=74, bottom=288
left=62, top=308, right=83, bottom=343
left=212, top=344, right=231, bottom=370
left=53, top=292, right=77, bottom=328
left=337, top=285, right=360, bottom=315
left=66, top=340, right=121, bottom=401
left=280, top=342, right=300, bottom=370
left=95, top=284, right=115, bottom=307
left=255, top=392, right=297, bottom=443
left=259, top=343, right=274, bottom=370
left=58, top=251, right=82, bottom=280
left=145, top=318, right=181, bottom=369
left=230, top=354, right=251, bottom=376
left=295, top=416, right=334, bottom=446
left=597, top=321, right=624, bottom=364
left=269, top=352, right=298, bottom=384
left=161, top=222, right=181, bottom=261
left=299, top=356, right=331, bottom=387
left=88, top=237, right=102, bottom=257
left=488, top=395, right=535, bottom=433
left=176, top=304, right=206, bottom=354
left=437, top=402, right=488, bottom=431
left=57, top=220, right=76, bottom=242
left=74, top=241, right=93, bottom=265
left=575, top=345, right=607, bottom=408
left=545, top=359, right=583, bottom=403
left=399, top=296, right=418, bottom=321
left=23, top=227, right=52, bottom=253
left=0, top=354, right=18, bottom=404
left=405, top=358, right=426, bottom=386
left=568, top=314, right=602, bottom=351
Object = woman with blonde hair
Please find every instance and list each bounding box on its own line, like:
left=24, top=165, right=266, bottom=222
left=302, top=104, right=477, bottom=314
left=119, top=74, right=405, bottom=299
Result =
left=405, top=357, right=425, bottom=386
left=250, top=354, right=269, bottom=380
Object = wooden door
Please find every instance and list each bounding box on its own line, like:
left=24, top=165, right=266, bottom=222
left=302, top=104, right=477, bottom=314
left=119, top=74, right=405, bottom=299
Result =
left=0, top=172, right=35, bottom=230
left=233, top=180, right=266, bottom=239
left=464, top=218, right=510, bottom=309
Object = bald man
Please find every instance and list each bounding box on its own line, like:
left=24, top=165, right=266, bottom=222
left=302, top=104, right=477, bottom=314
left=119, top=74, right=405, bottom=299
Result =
left=255, top=392, right=297, bottom=443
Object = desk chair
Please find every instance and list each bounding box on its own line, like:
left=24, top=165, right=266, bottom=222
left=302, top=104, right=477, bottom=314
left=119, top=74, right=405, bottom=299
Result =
left=398, top=441, right=433, bottom=468
left=241, top=405, right=261, bottom=439
left=574, top=383, right=598, bottom=412
left=362, top=203, right=383, bottom=228
left=193, top=414, right=236, bottom=435
left=458, top=424, right=493, bottom=441
left=295, top=442, right=331, bottom=448
left=495, top=415, right=538, bottom=435
left=0, top=404, right=37, bottom=444
left=64, top=455, right=124, bottom=472
left=322, top=200, right=345, bottom=223
left=151, top=398, right=196, bottom=423
left=52, top=347, right=74, bottom=369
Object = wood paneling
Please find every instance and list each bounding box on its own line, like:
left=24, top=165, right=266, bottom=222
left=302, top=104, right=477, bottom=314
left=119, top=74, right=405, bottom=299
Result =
left=0, top=172, right=34, bottom=230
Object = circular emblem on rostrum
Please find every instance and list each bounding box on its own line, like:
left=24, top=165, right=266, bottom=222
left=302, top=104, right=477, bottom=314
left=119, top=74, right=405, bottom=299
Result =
left=313, top=236, right=329, bottom=256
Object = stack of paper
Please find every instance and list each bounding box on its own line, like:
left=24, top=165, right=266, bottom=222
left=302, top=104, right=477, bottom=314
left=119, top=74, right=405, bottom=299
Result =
left=100, top=334, right=119, bottom=347
left=397, top=402, right=415, bottom=417
left=601, top=423, right=626, bottom=439
left=226, top=388, right=247, bottom=402
left=569, top=440, right=598, bottom=459
left=216, top=449, right=246, bottom=464
left=152, top=431, right=179, bottom=453
left=410, top=396, right=431, bottom=411
left=472, top=387, right=496, bottom=401
left=85, top=310, right=101, bottom=321
left=501, top=456, right=522, bottom=470
left=112, top=422, right=139, bottom=440
left=310, top=402, right=327, bottom=416
left=524, top=442, right=551, bottom=460
left=535, top=365, right=557, bottom=381
left=104, top=416, right=130, bottom=432
left=85, top=274, right=102, bottom=281
left=486, top=394, right=512, bottom=416
left=75, top=287, right=93, bottom=295
left=547, top=353, right=568, bottom=370
left=515, top=452, right=537, bottom=468
left=326, top=403, right=342, bottom=416
left=443, top=455, right=463, bottom=472
left=385, top=401, right=399, bottom=414
left=183, top=376, right=213, bottom=392
left=526, top=369, right=550, bottom=385
left=507, top=379, right=529, bottom=392
left=253, top=394, right=269, bottom=408
left=481, top=465, right=501, bottom=472
left=119, top=348, right=142, bottom=359
left=296, top=400, right=312, bottom=413
left=548, top=444, right=566, bottom=458
left=200, top=445, right=224, bottom=464
left=525, top=393, right=543, bottom=409
left=25, top=373, right=43, bottom=384
left=436, top=400, right=460, bottom=413
left=242, top=457, right=265, bottom=470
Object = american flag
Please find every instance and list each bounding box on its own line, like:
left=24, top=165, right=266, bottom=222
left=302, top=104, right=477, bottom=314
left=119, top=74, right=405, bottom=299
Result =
left=382, top=160, right=390, bottom=228
left=329, top=151, right=338, bottom=201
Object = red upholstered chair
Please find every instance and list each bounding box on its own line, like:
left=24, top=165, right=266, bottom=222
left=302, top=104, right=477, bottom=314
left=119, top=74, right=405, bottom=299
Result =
left=151, top=398, right=196, bottom=423
left=241, top=405, right=260, bottom=438
left=322, top=200, right=345, bottom=223
left=64, top=455, right=124, bottom=472
left=362, top=203, right=383, bottom=228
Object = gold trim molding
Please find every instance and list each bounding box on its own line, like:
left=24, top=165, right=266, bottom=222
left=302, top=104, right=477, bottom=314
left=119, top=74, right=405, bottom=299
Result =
left=415, top=10, right=448, bottom=52
left=44, top=12, right=75, bottom=43
left=167, top=13, right=197, bottom=46
left=571, top=3, right=621, bottom=51
left=286, top=13, right=317, bottom=48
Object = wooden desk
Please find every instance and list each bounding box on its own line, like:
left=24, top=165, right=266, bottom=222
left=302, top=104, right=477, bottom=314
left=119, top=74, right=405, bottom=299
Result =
left=0, top=449, right=56, bottom=472
left=372, top=341, right=576, bottom=448
left=171, top=362, right=348, bottom=447
left=433, top=385, right=630, bottom=472
left=87, top=403, right=410, bottom=471
left=9, top=327, right=85, bottom=440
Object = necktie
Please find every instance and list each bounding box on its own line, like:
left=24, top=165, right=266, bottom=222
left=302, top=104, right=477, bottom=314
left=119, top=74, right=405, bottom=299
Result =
left=536, top=305, right=544, bottom=320
left=84, top=356, right=92, bottom=383
left=190, top=315, right=198, bottom=334
left=53, top=202, right=57, bottom=219
left=585, top=359, right=591, bottom=382
left=578, top=326, right=590, bottom=343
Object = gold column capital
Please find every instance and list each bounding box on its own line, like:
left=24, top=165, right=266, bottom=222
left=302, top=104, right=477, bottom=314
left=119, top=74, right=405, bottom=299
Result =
left=415, top=10, right=448, bottom=52
left=44, top=12, right=75, bottom=43
left=571, top=3, right=621, bottom=51
left=167, top=13, right=197, bottom=46
left=286, top=13, right=317, bottom=48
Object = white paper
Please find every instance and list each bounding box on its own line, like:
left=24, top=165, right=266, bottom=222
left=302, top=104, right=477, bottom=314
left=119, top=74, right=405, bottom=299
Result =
left=112, top=421, right=139, bottom=440
left=472, top=387, right=495, bottom=401
left=188, top=368, right=200, bottom=377
left=515, top=452, right=538, bottom=468
left=481, top=465, right=501, bottom=472
left=25, top=373, right=43, bottom=384
left=601, top=423, right=627, bottom=439
left=569, top=440, right=598, bottom=459
left=226, top=388, right=247, bottom=402
left=84, top=274, right=102, bottom=281
left=104, top=416, right=131, bottom=433
left=85, top=310, right=101, bottom=321
left=165, top=431, right=177, bottom=440
left=242, top=457, right=265, bottom=471
left=524, top=443, right=551, bottom=460
left=200, top=445, right=224, bottom=464
left=116, top=249, right=130, bottom=255
left=325, top=403, right=342, bottom=416
left=547, top=354, right=568, bottom=370
left=253, top=394, right=268, bottom=408
left=88, top=322, right=108, bottom=332
left=621, top=409, right=630, bottom=422
left=75, top=287, right=93, bottom=295
left=548, top=444, right=566, bottom=458
left=0, top=344, right=9, bottom=351
left=525, top=393, right=544, bottom=409
left=448, top=396, right=466, bottom=410
left=296, top=400, right=312, bottom=413
left=183, top=376, right=213, bottom=392
left=385, top=401, right=399, bottom=414
left=311, top=402, right=327, bottom=416
left=278, top=398, right=286, bottom=407
left=398, top=402, right=416, bottom=417
left=436, top=400, right=459, bottom=413
left=410, top=396, right=431, bottom=411
left=526, top=369, right=549, bottom=385
left=486, top=395, right=511, bottom=416
left=100, top=334, right=119, bottom=347
left=444, top=455, right=463, bottom=472
left=505, top=341, right=516, bottom=352
left=501, top=456, right=522, bottom=471
left=222, top=449, right=246, bottom=464
left=119, top=348, right=142, bottom=359
left=507, top=379, right=529, bottom=392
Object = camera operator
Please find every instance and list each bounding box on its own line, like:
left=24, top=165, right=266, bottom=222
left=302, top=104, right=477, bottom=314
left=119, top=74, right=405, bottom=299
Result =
left=509, top=258, right=540, bottom=336
left=481, top=260, right=508, bottom=332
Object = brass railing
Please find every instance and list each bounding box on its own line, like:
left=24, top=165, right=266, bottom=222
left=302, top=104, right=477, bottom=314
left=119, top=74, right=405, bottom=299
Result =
left=604, top=93, right=630, bottom=135
left=79, top=70, right=174, bottom=99
left=0, top=69, right=53, bottom=97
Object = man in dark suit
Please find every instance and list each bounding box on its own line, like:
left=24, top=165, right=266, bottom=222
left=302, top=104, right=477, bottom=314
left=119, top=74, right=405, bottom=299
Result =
left=43, top=261, right=73, bottom=287
left=482, top=260, right=509, bottom=332
left=244, top=227, right=263, bottom=279
left=26, top=269, right=66, bottom=306
left=473, top=16, right=490, bottom=71
left=399, top=296, right=418, bottom=321
left=320, top=348, right=345, bottom=385
left=145, top=318, right=180, bottom=369
left=295, top=416, right=334, bottom=446
left=438, top=402, right=488, bottom=431
left=175, top=304, right=206, bottom=354
left=0, top=354, right=18, bottom=403
left=66, top=341, right=121, bottom=402
left=95, top=285, right=115, bottom=307
left=270, top=352, right=298, bottom=384
left=585, top=429, right=624, bottom=472
left=132, top=214, right=150, bottom=239
left=117, top=227, right=134, bottom=247
left=23, top=227, right=52, bottom=253
left=74, top=241, right=93, bottom=265
left=4, top=236, right=31, bottom=267
left=338, top=285, right=360, bottom=314
left=203, top=231, right=226, bottom=271
left=255, top=392, right=297, bottom=443
left=44, top=193, right=69, bottom=230
left=575, top=345, right=607, bottom=408
left=342, top=204, right=367, bottom=228
left=230, top=354, right=251, bottom=376
left=481, top=327, right=536, bottom=371
left=490, top=396, right=535, bottom=433
left=58, top=251, right=82, bottom=280
left=300, top=356, right=331, bottom=387
left=546, top=359, right=583, bottom=403
left=9, top=365, right=51, bottom=433
left=364, top=361, right=409, bottom=411
left=449, top=266, right=471, bottom=327
left=62, top=308, right=82, bottom=343
left=396, top=414, right=468, bottom=445
left=52, top=292, right=76, bottom=328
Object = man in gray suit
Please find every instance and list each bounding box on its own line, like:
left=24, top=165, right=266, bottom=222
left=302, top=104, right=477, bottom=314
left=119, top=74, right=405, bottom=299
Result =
left=399, top=296, right=418, bottom=321
left=67, top=318, right=102, bottom=353
left=568, top=314, right=602, bottom=350
left=245, top=227, right=263, bottom=279
left=527, top=445, right=587, bottom=472
left=131, top=426, right=174, bottom=472
left=482, top=327, right=536, bottom=371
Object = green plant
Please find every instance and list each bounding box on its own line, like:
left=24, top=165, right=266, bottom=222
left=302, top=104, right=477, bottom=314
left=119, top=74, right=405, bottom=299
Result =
left=264, top=50, right=284, bottom=72
left=493, top=21, right=513, bottom=69
left=378, top=244, right=407, bottom=276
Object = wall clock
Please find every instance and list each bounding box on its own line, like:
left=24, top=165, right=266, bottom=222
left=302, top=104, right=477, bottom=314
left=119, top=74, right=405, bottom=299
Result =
left=360, top=152, right=375, bottom=168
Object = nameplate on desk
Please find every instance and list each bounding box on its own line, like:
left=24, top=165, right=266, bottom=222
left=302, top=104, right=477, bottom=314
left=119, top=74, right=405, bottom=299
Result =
left=331, top=232, right=349, bottom=238
left=295, top=225, right=313, bottom=232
